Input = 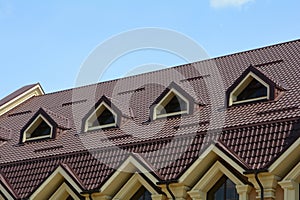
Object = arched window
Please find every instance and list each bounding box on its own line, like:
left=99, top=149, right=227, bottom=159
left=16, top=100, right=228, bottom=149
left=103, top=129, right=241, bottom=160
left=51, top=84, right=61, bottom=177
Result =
left=207, top=175, right=238, bottom=200
left=131, top=186, right=151, bottom=200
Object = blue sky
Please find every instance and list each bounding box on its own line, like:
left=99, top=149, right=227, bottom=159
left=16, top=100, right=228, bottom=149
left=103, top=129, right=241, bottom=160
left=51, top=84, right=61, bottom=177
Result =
left=0, top=0, right=299, bottom=98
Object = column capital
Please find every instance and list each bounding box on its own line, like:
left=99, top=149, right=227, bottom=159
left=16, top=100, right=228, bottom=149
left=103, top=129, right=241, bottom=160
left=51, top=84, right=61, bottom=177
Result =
left=187, top=189, right=205, bottom=200
left=151, top=194, right=168, bottom=200
left=278, top=179, right=298, bottom=189
left=246, top=172, right=280, bottom=200
left=160, top=183, right=190, bottom=199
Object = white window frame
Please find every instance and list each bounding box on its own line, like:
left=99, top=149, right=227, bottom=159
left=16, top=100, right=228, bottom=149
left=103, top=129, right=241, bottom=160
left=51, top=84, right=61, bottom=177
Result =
left=85, top=102, right=117, bottom=132
left=153, top=89, right=189, bottom=120
left=229, top=72, right=270, bottom=106
left=23, top=114, right=53, bottom=142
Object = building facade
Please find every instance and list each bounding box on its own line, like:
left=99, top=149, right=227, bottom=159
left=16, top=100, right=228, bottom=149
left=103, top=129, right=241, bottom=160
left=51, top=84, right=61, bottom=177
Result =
left=0, top=39, right=300, bottom=200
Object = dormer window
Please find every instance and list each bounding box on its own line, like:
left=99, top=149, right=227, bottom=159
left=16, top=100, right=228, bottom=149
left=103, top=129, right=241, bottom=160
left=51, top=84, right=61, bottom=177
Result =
left=236, top=78, right=267, bottom=101
left=91, top=107, right=115, bottom=127
left=155, top=90, right=188, bottom=119
left=226, top=66, right=282, bottom=106
left=22, top=114, right=54, bottom=142
left=26, top=116, right=52, bottom=140
left=83, top=96, right=121, bottom=132
left=85, top=102, right=117, bottom=131
left=151, top=82, right=193, bottom=120
left=230, top=72, right=269, bottom=105
left=21, top=108, right=69, bottom=143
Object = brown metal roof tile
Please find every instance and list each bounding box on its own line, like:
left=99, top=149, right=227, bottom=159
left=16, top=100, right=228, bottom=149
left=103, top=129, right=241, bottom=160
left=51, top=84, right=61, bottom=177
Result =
left=0, top=39, right=300, bottom=197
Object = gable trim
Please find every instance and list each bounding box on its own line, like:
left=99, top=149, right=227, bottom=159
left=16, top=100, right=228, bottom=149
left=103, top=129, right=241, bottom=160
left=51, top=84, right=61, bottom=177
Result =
left=20, top=108, right=58, bottom=143
left=29, top=164, right=84, bottom=200
left=113, top=173, right=162, bottom=200
left=269, top=136, right=300, bottom=177
left=0, top=172, right=18, bottom=200
left=0, top=84, right=44, bottom=116
left=179, top=143, right=247, bottom=187
left=99, top=154, right=161, bottom=196
left=49, top=182, right=82, bottom=200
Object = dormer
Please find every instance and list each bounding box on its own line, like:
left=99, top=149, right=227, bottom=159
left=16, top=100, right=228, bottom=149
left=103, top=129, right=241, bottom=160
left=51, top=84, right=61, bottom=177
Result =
left=20, top=108, right=69, bottom=143
left=82, top=96, right=121, bottom=132
left=150, top=82, right=194, bottom=120
left=227, top=65, right=283, bottom=106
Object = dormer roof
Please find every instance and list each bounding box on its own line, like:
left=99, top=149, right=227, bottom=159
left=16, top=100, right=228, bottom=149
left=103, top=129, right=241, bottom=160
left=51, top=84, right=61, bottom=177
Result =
left=20, top=108, right=69, bottom=143
left=150, top=82, right=194, bottom=120
left=226, top=65, right=284, bottom=106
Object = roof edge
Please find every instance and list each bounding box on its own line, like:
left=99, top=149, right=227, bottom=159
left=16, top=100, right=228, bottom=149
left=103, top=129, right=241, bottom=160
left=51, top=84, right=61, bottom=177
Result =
left=0, top=83, right=44, bottom=116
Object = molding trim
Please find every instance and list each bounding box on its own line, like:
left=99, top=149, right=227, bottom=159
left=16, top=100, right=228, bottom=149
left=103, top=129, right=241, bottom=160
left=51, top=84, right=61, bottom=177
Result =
left=0, top=84, right=44, bottom=116
left=113, top=173, right=163, bottom=200
left=49, top=182, right=81, bottom=200
left=278, top=162, right=300, bottom=200
left=29, top=164, right=84, bottom=200
left=99, top=154, right=161, bottom=197
left=269, top=136, right=300, bottom=177
left=179, top=144, right=246, bottom=187
left=188, top=161, right=250, bottom=200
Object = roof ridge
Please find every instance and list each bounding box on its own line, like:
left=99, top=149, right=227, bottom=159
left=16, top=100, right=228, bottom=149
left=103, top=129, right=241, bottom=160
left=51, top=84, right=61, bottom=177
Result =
left=42, top=39, right=300, bottom=97
left=212, top=38, right=300, bottom=61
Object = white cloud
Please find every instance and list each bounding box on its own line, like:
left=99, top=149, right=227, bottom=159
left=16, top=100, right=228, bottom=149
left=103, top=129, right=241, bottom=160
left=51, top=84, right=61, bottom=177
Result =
left=210, top=0, right=254, bottom=8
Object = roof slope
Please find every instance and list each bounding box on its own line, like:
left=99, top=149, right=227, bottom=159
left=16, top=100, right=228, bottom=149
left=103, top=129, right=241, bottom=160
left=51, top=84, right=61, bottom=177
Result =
left=0, top=39, right=300, bottom=198
left=0, top=83, right=43, bottom=107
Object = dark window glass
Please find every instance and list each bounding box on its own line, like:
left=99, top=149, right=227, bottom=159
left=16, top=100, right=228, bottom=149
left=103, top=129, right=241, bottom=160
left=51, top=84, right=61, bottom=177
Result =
left=161, top=95, right=187, bottom=114
left=207, top=176, right=238, bottom=200
left=66, top=195, right=74, bottom=200
left=92, top=108, right=115, bottom=127
left=30, top=120, right=51, bottom=138
left=131, top=186, right=151, bottom=200
left=236, top=78, right=267, bottom=101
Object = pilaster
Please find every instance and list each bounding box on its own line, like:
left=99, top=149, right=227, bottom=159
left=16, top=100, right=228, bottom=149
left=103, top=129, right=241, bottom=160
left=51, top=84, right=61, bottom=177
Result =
left=278, top=179, right=299, bottom=200
left=246, top=173, right=280, bottom=200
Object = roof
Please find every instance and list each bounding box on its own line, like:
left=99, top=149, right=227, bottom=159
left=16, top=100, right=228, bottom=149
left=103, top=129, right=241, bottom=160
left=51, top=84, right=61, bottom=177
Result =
left=1, top=39, right=300, bottom=198
left=0, top=83, right=44, bottom=117
left=0, top=83, right=42, bottom=107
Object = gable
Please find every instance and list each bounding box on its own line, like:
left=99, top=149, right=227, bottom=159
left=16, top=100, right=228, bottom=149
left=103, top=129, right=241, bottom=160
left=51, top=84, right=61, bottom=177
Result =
left=150, top=82, right=194, bottom=120
left=82, top=95, right=121, bottom=132
left=226, top=65, right=280, bottom=106
left=0, top=83, right=44, bottom=116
